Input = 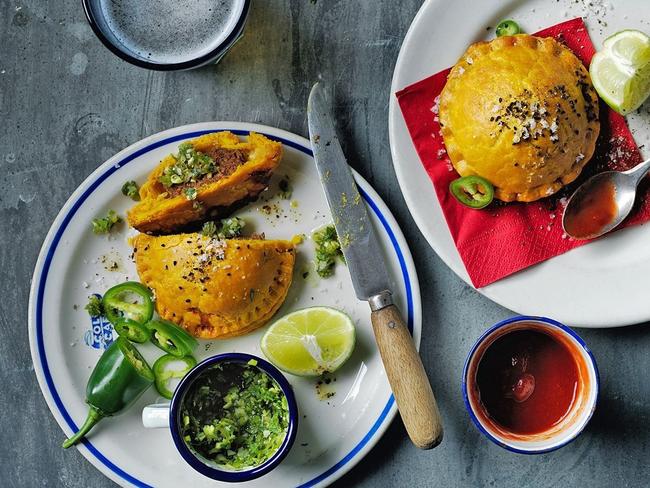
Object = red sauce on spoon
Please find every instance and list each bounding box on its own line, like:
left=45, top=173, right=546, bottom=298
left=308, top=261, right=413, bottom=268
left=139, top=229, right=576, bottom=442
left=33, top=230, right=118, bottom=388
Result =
left=564, top=179, right=618, bottom=239
left=475, top=329, right=579, bottom=435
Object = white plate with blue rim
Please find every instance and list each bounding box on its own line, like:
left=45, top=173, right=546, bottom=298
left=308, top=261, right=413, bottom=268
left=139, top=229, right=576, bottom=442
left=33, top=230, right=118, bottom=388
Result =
left=389, top=0, right=650, bottom=328
left=28, top=122, right=422, bottom=487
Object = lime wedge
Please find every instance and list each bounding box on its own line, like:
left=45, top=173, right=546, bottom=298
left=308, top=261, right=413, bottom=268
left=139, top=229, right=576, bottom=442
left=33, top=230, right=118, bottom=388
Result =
left=261, top=307, right=356, bottom=376
left=590, top=29, right=650, bottom=115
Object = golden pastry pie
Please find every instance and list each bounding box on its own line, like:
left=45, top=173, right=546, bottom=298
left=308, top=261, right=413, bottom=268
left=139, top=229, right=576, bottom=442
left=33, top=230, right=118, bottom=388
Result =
left=439, top=34, right=600, bottom=202
left=128, top=132, right=282, bottom=233
left=134, top=233, right=296, bottom=339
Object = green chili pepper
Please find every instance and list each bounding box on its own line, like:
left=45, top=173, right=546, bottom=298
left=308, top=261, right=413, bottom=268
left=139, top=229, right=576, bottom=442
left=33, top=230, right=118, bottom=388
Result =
left=114, top=318, right=149, bottom=343
left=145, top=319, right=198, bottom=358
left=62, top=337, right=154, bottom=448
left=102, top=282, right=154, bottom=326
left=449, top=176, right=495, bottom=209
left=153, top=354, right=197, bottom=399
left=495, top=20, right=521, bottom=37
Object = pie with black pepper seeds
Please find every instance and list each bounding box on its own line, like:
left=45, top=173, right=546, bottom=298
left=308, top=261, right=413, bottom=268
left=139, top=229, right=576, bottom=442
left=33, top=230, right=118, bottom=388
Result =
left=439, top=34, right=600, bottom=202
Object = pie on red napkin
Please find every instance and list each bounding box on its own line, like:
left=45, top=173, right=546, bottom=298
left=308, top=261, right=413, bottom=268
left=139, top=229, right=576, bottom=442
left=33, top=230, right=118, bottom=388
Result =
left=396, top=18, right=645, bottom=288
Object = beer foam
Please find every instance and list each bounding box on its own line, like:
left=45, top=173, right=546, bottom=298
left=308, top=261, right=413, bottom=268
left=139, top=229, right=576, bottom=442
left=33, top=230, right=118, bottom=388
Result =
left=99, top=0, right=244, bottom=64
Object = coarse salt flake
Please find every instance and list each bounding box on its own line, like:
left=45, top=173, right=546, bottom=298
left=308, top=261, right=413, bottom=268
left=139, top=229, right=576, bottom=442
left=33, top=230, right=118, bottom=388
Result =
left=430, top=95, right=441, bottom=115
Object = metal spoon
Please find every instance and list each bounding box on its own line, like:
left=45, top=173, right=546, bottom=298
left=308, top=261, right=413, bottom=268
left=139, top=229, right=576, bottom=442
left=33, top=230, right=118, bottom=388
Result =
left=563, top=158, right=650, bottom=240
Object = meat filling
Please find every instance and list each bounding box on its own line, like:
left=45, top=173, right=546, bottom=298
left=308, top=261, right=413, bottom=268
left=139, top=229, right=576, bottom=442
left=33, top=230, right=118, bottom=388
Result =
left=167, top=148, right=249, bottom=197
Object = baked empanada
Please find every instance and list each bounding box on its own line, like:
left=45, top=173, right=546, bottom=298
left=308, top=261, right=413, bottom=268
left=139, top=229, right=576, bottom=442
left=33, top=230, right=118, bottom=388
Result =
left=133, top=233, right=295, bottom=339
left=439, top=34, right=600, bottom=202
left=128, top=132, right=282, bottom=233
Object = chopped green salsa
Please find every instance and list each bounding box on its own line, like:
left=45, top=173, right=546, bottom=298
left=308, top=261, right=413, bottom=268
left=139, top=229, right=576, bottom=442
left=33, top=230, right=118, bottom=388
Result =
left=183, top=187, right=198, bottom=201
left=85, top=295, right=105, bottom=317
left=200, top=220, right=218, bottom=237
left=159, top=143, right=215, bottom=188
left=200, top=217, right=246, bottom=239
left=312, top=224, right=344, bottom=278
left=121, top=180, right=140, bottom=201
left=180, top=362, right=289, bottom=470
left=91, top=210, right=121, bottom=234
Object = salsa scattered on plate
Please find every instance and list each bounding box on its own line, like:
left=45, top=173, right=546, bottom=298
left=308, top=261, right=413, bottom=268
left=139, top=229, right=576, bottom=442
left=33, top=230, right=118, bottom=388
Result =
left=180, top=361, right=289, bottom=470
left=91, top=209, right=121, bottom=234
left=313, top=224, right=344, bottom=277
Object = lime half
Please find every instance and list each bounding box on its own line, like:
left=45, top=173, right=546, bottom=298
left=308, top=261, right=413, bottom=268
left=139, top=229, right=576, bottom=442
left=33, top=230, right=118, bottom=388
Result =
left=590, top=29, right=650, bottom=115
left=261, top=307, right=356, bottom=376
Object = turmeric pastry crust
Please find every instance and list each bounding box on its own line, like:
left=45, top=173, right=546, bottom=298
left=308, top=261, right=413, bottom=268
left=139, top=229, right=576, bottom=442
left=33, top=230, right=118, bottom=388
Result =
left=439, top=34, right=600, bottom=202
left=134, top=233, right=296, bottom=339
left=128, top=131, right=282, bottom=233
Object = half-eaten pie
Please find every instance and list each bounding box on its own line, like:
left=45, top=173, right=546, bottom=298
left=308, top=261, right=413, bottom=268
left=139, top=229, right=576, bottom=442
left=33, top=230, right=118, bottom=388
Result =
left=128, top=131, right=282, bottom=233
left=439, top=34, right=600, bottom=202
left=133, top=233, right=296, bottom=339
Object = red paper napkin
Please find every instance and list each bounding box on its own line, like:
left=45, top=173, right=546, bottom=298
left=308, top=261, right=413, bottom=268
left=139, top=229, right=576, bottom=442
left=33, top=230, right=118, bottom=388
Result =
left=396, top=18, right=645, bottom=288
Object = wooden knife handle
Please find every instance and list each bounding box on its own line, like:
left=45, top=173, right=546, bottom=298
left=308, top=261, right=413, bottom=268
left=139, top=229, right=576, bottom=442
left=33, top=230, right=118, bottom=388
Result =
left=371, top=303, right=443, bottom=449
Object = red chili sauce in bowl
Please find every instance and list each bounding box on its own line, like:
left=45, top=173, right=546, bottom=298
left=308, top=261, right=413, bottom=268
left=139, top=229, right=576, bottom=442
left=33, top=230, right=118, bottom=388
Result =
left=473, top=328, right=581, bottom=436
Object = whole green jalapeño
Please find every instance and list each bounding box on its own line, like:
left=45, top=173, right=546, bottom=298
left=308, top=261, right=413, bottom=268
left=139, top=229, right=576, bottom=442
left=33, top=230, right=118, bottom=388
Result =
left=62, top=337, right=154, bottom=448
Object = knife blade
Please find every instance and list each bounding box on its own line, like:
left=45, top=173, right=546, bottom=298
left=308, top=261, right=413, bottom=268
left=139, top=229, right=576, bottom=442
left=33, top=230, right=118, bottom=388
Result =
left=307, top=82, right=443, bottom=450
left=307, top=84, right=392, bottom=301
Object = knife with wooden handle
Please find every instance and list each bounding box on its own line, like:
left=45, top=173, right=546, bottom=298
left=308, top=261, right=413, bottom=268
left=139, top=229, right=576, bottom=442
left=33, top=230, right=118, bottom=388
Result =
left=307, top=82, right=443, bottom=449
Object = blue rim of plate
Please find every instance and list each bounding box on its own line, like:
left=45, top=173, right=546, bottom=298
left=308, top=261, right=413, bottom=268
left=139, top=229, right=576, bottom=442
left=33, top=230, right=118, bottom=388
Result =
left=33, top=128, right=415, bottom=487
left=461, top=315, right=600, bottom=455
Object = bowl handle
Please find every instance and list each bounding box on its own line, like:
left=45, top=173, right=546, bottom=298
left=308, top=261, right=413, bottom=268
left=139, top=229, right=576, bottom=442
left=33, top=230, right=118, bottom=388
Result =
left=142, top=403, right=171, bottom=429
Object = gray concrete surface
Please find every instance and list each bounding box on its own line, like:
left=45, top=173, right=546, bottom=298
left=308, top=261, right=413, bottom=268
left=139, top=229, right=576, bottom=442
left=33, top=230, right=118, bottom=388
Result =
left=1, top=1, right=649, bottom=487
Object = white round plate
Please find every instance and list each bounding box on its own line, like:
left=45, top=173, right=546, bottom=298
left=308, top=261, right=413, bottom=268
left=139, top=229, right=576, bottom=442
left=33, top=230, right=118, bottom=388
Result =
left=28, top=122, right=422, bottom=487
left=389, top=0, right=650, bottom=328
